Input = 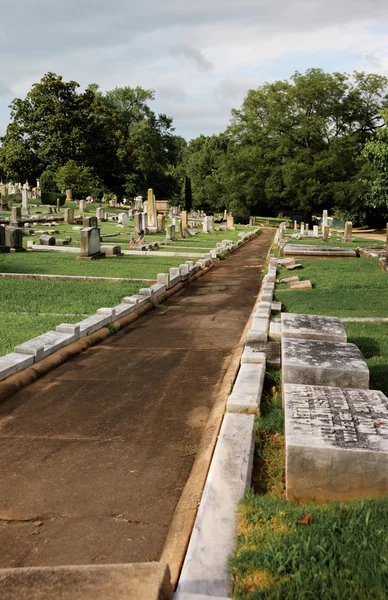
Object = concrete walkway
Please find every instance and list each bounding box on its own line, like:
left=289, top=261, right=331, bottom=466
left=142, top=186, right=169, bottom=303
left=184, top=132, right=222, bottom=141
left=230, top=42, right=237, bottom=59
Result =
left=0, top=230, right=273, bottom=569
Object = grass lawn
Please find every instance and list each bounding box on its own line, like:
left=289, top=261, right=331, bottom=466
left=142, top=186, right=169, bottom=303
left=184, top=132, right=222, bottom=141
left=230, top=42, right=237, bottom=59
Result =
left=231, top=371, right=388, bottom=599
left=275, top=257, right=388, bottom=318
left=0, top=252, right=184, bottom=279
left=0, top=278, right=141, bottom=355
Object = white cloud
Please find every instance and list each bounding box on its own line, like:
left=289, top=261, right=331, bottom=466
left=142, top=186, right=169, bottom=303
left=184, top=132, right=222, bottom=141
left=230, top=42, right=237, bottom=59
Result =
left=0, top=0, right=388, bottom=138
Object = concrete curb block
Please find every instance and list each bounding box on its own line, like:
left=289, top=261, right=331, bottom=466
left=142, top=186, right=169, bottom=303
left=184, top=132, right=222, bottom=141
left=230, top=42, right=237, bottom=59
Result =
left=227, top=363, right=265, bottom=413
left=175, top=414, right=255, bottom=598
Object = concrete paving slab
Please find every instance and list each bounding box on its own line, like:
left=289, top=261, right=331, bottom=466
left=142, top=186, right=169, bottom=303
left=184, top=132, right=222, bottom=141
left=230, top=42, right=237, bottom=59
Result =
left=0, top=563, right=172, bottom=600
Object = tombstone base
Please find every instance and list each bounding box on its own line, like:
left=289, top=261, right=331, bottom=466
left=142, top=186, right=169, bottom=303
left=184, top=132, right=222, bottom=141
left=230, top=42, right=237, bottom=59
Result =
left=76, top=252, right=106, bottom=260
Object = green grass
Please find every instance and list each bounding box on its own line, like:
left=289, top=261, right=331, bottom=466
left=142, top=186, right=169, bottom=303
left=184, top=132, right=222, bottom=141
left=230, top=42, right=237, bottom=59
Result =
left=0, top=252, right=184, bottom=279
left=0, top=279, right=142, bottom=355
left=275, top=257, right=388, bottom=318
left=231, top=371, right=388, bottom=599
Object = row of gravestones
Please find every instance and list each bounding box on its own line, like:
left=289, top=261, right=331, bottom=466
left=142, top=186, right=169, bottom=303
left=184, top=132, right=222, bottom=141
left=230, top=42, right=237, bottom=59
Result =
left=281, top=312, right=388, bottom=503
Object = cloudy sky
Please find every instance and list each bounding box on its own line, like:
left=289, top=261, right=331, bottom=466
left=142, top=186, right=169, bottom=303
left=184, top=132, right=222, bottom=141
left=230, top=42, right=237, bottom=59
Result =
left=1, top=0, right=388, bottom=139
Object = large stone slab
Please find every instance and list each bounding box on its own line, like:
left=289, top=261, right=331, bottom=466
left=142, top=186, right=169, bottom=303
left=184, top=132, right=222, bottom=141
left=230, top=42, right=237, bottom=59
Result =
left=284, top=384, right=388, bottom=502
left=284, top=244, right=356, bottom=258
left=281, top=313, right=347, bottom=343
left=0, top=353, right=35, bottom=382
left=282, top=338, right=369, bottom=388
left=0, top=563, right=172, bottom=600
left=227, top=363, right=265, bottom=413
left=176, top=413, right=255, bottom=598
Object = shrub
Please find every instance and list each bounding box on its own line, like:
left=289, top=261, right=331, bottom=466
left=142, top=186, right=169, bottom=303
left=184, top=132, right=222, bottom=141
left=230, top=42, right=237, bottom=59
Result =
left=40, top=191, right=66, bottom=206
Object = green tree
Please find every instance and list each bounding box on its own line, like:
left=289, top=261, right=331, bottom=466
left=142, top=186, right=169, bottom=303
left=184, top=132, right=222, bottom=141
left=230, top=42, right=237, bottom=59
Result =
left=363, top=109, right=388, bottom=219
left=56, top=160, right=101, bottom=198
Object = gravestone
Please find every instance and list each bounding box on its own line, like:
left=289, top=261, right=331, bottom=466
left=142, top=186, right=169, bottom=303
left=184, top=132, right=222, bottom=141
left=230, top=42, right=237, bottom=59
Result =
left=181, top=210, right=188, bottom=230
left=0, top=225, right=10, bottom=253
left=203, top=216, right=210, bottom=233
left=66, top=189, right=73, bottom=202
left=300, top=223, right=305, bottom=235
left=166, top=224, right=175, bottom=240
left=294, top=220, right=298, bottom=230
left=134, top=213, right=142, bottom=235
left=119, top=212, right=129, bottom=227
left=147, top=188, right=157, bottom=230
left=78, top=227, right=104, bottom=259
left=305, top=223, right=309, bottom=232
left=39, top=235, right=56, bottom=246
left=11, top=206, right=21, bottom=227
left=83, top=216, right=98, bottom=228
left=4, top=226, right=25, bottom=252
left=227, top=216, right=235, bottom=230
left=285, top=383, right=388, bottom=502
left=64, top=208, right=74, bottom=224
left=322, top=209, right=328, bottom=228
left=79, top=200, right=88, bottom=213
left=322, top=225, right=329, bottom=242
left=56, top=198, right=61, bottom=212
left=284, top=244, right=356, bottom=258
left=313, top=225, right=319, bottom=237
left=142, top=212, right=148, bottom=233
left=21, top=188, right=29, bottom=215
left=343, top=221, right=352, bottom=242
left=157, top=214, right=166, bottom=232
left=281, top=313, right=347, bottom=343
left=96, top=207, right=105, bottom=220
left=282, top=338, right=369, bottom=388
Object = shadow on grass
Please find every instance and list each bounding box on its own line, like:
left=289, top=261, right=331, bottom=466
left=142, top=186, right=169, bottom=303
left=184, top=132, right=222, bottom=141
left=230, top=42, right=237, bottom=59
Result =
left=369, top=365, right=388, bottom=397
left=348, top=336, right=381, bottom=359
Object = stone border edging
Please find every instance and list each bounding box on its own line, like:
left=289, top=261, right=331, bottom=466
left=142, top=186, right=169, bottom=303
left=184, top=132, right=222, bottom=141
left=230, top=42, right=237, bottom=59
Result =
left=0, top=273, right=156, bottom=284
left=171, top=237, right=274, bottom=598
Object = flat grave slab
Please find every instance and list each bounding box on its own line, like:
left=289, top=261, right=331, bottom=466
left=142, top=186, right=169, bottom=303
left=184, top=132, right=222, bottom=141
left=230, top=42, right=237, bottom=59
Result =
left=282, top=338, right=369, bottom=388
left=284, top=384, right=388, bottom=502
left=284, top=244, right=356, bottom=258
left=281, top=313, right=347, bottom=343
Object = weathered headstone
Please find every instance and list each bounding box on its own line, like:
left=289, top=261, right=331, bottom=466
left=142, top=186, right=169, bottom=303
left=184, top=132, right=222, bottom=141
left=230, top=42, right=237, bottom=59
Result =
left=134, top=213, right=142, bottom=235
left=203, top=216, right=210, bottom=233
left=227, top=215, right=235, bottom=230
left=300, top=223, right=305, bottom=235
left=66, top=189, right=73, bottom=202
left=64, top=208, right=74, bottom=224
left=157, top=214, right=166, bottom=232
left=313, top=225, right=319, bottom=237
left=147, top=188, right=157, bottom=230
left=305, top=223, right=309, bottom=232
left=142, top=212, right=149, bottom=233
left=343, top=221, right=352, bottom=242
left=322, top=225, right=329, bottom=242
left=294, top=220, right=298, bottom=230
left=4, top=226, right=25, bottom=252
left=83, top=216, right=98, bottom=228
left=11, top=206, right=21, bottom=226
left=0, top=225, right=10, bottom=253
left=285, top=383, right=388, bottom=502
left=21, top=188, right=29, bottom=215
left=322, top=209, right=328, bottom=228
left=79, top=200, right=88, bottom=213
left=119, top=212, right=129, bottom=227
left=96, top=207, right=105, bottom=220
left=181, top=210, right=188, bottom=230
left=78, top=227, right=103, bottom=259
left=166, top=224, right=175, bottom=240
left=39, top=235, right=56, bottom=246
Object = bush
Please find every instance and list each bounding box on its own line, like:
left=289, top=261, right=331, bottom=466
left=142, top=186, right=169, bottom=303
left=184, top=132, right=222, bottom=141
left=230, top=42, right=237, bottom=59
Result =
left=40, top=169, right=58, bottom=192
left=40, top=191, right=66, bottom=206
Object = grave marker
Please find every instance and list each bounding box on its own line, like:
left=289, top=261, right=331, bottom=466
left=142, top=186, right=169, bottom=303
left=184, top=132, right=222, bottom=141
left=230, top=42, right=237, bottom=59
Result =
left=78, top=227, right=104, bottom=260
left=285, top=384, right=388, bottom=502
left=64, top=208, right=74, bottom=224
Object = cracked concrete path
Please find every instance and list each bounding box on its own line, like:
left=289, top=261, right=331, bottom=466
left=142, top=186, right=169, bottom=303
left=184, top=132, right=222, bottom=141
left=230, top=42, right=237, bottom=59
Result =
left=0, top=230, right=273, bottom=568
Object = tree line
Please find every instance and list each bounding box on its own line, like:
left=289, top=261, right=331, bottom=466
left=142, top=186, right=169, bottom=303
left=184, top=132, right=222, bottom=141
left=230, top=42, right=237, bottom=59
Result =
left=1, top=69, right=388, bottom=224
